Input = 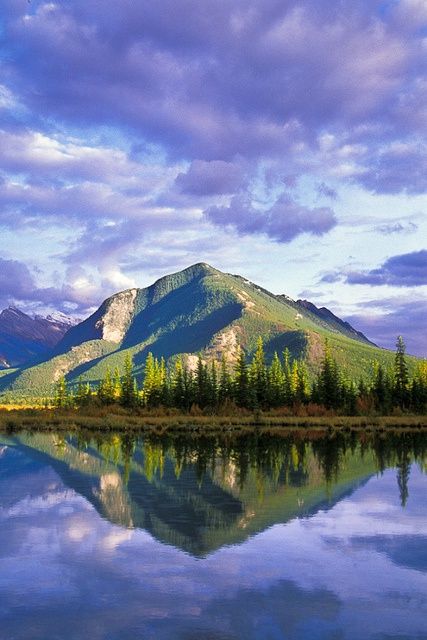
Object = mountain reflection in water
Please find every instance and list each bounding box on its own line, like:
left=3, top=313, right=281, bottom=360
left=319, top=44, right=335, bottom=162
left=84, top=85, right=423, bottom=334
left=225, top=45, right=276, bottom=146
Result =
left=1, top=429, right=425, bottom=556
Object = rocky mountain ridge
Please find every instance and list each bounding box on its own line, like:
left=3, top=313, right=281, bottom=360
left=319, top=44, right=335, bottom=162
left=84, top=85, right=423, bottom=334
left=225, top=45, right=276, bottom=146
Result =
left=0, top=263, right=406, bottom=397
left=0, top=307, right=77, bottom=369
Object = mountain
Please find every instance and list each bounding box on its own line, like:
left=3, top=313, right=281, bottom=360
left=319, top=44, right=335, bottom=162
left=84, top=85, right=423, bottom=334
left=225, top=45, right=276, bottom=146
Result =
left=0, top=263, right=412, bottom=397
left=294, top=299, right=375, bottom=345
left=0, top=307, right=76, bottom=370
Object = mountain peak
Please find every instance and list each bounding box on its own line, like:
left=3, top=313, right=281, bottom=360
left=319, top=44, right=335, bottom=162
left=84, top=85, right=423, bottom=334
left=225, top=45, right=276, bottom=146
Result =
left=170, top=262, right=217, bottom=278
left=0, top=306, right=76, bottom=369
left=1, top=264, right=399, bottom=396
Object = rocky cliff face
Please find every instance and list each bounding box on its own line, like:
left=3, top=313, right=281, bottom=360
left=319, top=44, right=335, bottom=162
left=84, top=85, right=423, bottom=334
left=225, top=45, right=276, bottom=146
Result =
left=0, top=307, right=76, bottom=368
left=94, top=289, right=138, bottom=343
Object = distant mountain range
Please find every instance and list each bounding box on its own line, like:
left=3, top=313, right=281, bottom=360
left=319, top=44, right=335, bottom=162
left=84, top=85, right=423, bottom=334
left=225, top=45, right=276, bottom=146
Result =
left=0, top=307, right=76, bottom=369
left=0, top=262, right=408, bottom=397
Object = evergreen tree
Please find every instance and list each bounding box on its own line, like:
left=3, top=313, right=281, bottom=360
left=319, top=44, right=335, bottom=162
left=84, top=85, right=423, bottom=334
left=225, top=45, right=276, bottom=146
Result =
left=97, top=367, right=115, bottom=404
left=249, top=337, right=268, bottom=408
left=218, top=355, right=232, bottom=405
left=75, top=376, right=91, bottom=406
left=282, top=348, right=293, bottom=405
left=208, top=360, right=218, bottom=408
left=195, top=355, right=209, bottom=407
left=234, top=348, right=250, bottom=408
left=143, top=352, right=157, bottom=407
left=394, top=336, right=409, bottom=409
left=295, top=360, right=309, bottom=404
left=318, top=342, right=341, bottom=409
left=372, top=362, right=391, bottom=413
left=411, top=361, right=427, bottom=412
left=159, top=357, right=171, bottom=406
left=113, top=367, right=122, bottom=400
left=120, top=353, right=138, bottom=407
left=54, top=375, right=69, bottom=408
left=172, top=359, right=185, bottom=409
left=268, top=352, right=284, bottom=407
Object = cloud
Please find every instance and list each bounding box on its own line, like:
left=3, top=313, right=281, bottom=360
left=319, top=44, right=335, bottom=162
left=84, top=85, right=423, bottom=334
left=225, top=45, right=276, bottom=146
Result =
left=316, top=182, right=338, bottom=200
left=206, top=193, right=336, bottom=243
left=175, top=160, right=244, bottom=195
left=375, top=221, right=418, bottom=235
left=0, top=0, right=426, bottom=329
left=0, top=0, right=423, bottom=169
left=346, top=250, right=427, bottom=287
left=358, top=142, right=427, bottom=195
left=0, top=258, right=35, bottom=299
left=0, top=258, right=100, bottom=314
left=344, top=297, right=427, bottom=357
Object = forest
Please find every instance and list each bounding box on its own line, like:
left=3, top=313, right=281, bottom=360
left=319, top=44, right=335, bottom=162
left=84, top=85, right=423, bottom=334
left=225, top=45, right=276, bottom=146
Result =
left=51, top=336, right=427, bottom=416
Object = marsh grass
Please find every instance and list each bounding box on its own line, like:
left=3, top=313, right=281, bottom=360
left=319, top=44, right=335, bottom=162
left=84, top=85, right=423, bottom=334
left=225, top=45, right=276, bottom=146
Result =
left=1, top=405, right=426, bottom=435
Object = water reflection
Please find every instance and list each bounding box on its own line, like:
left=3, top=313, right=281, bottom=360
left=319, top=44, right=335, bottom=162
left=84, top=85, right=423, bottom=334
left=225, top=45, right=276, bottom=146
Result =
left=1, top=429, right=425, bottom=555
left=0, top=428, right=426, bottom=640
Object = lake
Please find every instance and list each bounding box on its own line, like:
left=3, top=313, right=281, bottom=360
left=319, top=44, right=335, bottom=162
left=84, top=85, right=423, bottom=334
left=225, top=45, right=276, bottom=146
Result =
left=0, top=429, right=426, bottom=640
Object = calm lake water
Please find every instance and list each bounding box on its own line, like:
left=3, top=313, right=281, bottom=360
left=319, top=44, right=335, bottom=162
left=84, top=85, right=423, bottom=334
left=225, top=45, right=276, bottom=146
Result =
left=0, top=429, right=426, bottom=640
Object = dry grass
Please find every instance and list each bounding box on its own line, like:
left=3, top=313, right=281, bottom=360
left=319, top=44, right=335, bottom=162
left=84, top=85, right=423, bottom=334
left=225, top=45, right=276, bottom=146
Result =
left=0, top=406, right=426, bottom=435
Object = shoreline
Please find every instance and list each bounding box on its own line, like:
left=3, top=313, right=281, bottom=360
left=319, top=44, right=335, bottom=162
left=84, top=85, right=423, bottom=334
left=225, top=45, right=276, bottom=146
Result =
left=1, top=408, right=427, bottom=434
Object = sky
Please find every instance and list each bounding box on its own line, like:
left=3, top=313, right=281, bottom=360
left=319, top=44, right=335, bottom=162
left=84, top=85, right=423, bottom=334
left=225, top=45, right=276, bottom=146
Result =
left=0, top=0, right=426, bottom=356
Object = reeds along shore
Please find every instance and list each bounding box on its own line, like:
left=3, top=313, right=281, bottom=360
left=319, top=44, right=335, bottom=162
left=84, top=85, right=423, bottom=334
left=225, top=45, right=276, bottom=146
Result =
left=0, top=405, right=426, bottom=434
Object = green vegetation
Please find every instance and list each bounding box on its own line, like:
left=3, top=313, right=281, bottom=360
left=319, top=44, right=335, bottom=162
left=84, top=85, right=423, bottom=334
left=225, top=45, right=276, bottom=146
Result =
left=0, top=263, right=420, bottom=400
left=42, top=334, right=427, bottom=417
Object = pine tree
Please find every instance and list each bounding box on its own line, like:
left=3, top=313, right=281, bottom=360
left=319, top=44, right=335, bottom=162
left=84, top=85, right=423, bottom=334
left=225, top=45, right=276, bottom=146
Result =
left=159, top=357, right=171, bottom=406
left=234, top=348, right=250, bottom=408
left=411, top=361, right=427, bottom=413
left=97, top=367, right=115, bottom=404
left=75, top=376, right=92, bottom=406
left=295, top=360, right=309, bottom=404
left=372, top=362, right=391, bottom=413
left=394, top=336, right=409, bottom=409
left=120, top=353, right=138, bottom=407
left=218, top=354, right=232, bottom=405
left=54, top=375, right=69, bottom=409
left=195, top=355, right=209, bottom=407
left=282, top=348, right=293, bottom=405
left=172, top=359, right=185, bottom=409
left=318, top=341, right=341, bottom=410
left=268, top=352, right=284, bottom=407
left=208, top=360, right=218, bottom=408
left=113, top=367, right=122, bottom=399
left=143, top=352, right=157, bottom=407
left=250, top=337, right=267, bottom=408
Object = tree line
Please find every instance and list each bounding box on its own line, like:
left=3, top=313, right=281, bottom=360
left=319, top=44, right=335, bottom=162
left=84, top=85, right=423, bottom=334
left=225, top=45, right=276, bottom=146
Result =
left=53, top=335, right=427, bottom=415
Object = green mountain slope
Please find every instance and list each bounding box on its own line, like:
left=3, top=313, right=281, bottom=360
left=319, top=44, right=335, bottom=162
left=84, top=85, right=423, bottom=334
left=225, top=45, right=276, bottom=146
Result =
left=0, top=262, right=415, bottom=397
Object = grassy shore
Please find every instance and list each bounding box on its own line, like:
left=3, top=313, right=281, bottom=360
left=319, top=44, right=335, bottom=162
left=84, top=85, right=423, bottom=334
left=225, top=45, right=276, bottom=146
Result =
left=1, top=406, right=426, bottom=434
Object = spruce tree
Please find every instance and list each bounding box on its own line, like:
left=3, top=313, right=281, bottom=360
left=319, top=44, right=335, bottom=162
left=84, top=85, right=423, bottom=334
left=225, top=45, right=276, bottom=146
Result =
left=54, top=375, right=69, bottom=409
left=318, top=341, right=341, bottom=409
left=234, top=348, right=250, bottom=408
left=98, top=367, right=115, bottom=404
left=143, top=352, right=157, bottom=407
left=250, top=337, right=267, bottom=408
left=120, top=353, right=138, bottom=407
left=394, top=336, right=409, bottom=409
left=76, top=376, right=91, bottom=407
left=268, top=352, right=284, bottom=407
left=282, top=348, right=293, bottom=405
left=218, top=355, right=232, bottom=405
